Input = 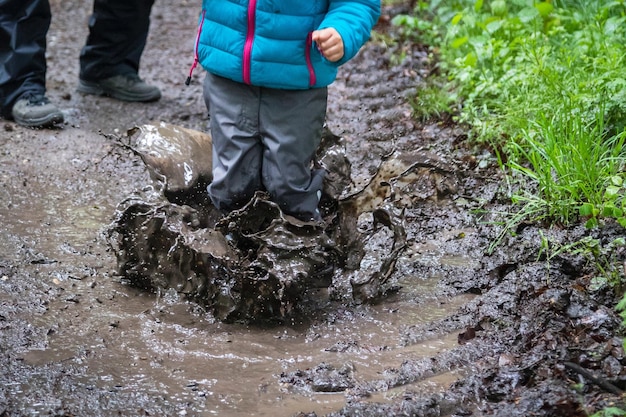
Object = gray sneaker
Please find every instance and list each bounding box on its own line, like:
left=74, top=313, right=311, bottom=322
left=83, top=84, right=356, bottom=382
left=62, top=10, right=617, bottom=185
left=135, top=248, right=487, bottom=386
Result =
left=11, top=94, right=64, bottom=128
left=77, top=74, right=161, bottom=102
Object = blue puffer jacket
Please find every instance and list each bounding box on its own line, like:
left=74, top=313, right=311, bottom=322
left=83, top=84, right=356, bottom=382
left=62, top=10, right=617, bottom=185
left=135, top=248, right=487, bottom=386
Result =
left=193, top=0, right=380, bottom=90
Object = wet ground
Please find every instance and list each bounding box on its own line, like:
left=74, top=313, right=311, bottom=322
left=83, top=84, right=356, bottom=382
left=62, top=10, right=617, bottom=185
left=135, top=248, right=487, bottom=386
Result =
left=1, top=1, right=625, bottom=416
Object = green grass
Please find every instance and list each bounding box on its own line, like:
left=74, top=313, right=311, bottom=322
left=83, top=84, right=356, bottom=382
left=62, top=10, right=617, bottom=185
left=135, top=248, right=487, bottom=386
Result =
left=508, top=103, right=626, bottom=227
left=387, top=4, right=626, bottom=412
left=391, top=0, right=626, bottom=232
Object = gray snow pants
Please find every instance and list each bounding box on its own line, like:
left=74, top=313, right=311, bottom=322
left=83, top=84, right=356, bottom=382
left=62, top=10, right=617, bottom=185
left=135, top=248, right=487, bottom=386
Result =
left=203, top=72, right=327, bottom=221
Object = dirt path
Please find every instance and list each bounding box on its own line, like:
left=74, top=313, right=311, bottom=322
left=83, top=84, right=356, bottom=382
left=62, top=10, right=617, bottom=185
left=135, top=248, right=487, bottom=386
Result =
left=1, top=1, right=625, bottom=417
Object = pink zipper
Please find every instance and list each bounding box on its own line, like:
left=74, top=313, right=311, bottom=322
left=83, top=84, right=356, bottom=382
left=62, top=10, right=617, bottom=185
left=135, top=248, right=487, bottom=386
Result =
left=186, top=9, right=206, bottom=86
left=305, top=32, right=316, bottom=87
left=243, top=0, right=257, bottom=85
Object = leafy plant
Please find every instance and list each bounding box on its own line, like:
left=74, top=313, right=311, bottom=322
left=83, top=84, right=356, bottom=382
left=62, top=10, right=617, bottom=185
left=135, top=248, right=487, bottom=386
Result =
left=390, top=3, right=626, bottom=416
left=508, top=101, right=626, bottom=227
left=409, top=76, right=458, bottom=121
left=590, top=406, right=626, bottom=417
left=392, top=0, right=626, bottom=231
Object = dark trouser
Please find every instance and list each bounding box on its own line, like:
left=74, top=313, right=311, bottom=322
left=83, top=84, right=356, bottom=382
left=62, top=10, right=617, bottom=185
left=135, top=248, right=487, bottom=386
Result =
left=0, top=0, right=154, bottom=117
left=0, top=0, right=50, bottom=117
left=204, top=73, right=328, bottom=222
left=79, top=0, right=155, bottom=81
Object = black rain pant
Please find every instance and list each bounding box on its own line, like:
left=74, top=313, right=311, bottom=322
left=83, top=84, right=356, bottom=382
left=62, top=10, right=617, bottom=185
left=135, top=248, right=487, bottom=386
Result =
left=0, top=0, right=154, bottom=118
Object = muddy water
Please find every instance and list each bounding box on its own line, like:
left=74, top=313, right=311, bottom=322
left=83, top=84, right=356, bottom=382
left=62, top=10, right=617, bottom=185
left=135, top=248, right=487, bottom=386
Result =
left=0, top=127, right=476, bottom=416
left=19, top=278, right=470, bottom=416
left=0, top=1, right=487, bottom=414
left=5, top=185, right=471, bottom=416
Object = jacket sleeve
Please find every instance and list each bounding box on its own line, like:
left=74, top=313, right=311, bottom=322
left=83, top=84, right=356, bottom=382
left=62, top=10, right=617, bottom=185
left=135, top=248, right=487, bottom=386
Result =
left=319, top=0, right=381, bottom=66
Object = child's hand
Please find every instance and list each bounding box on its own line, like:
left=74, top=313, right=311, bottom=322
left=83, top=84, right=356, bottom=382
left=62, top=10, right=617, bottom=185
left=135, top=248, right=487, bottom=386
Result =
left=312, top=28, right=344, bottom=62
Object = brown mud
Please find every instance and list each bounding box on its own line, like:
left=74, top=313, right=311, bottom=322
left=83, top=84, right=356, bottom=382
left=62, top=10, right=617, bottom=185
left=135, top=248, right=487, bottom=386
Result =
left=1, top=1, right=625, bottom=416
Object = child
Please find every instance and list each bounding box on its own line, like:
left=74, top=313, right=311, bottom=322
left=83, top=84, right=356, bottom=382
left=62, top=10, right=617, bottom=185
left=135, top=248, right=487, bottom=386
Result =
left=188, top=1, right=380, bottom=222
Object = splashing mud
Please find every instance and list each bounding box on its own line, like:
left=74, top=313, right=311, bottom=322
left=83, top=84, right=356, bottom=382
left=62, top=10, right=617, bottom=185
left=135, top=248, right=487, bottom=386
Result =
left=106, top=122, right=424, bottom=322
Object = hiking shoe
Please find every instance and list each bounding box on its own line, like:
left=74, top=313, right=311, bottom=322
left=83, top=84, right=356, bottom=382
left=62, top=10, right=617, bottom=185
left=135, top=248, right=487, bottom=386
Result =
left=77, top=74, right=161, bottom=102
left=11, top=94, right=64, bottom=128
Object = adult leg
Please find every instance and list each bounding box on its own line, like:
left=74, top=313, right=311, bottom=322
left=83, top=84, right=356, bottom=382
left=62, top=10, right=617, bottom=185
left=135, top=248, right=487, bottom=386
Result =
left=204, top=72, right=264, bottom=213
left=77, top=0, right=160, bottom=102
left=259, top=86, right=328, bottom=221
left=80, top=0, right=154, bottom=80
left=0, top=0, right=49, bottom=117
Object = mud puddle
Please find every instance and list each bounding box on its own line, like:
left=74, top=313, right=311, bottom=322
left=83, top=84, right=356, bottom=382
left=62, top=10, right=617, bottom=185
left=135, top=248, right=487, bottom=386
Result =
left=0, top=113, right=483, bottom=417
left=0, top=193, right=106, bottom=264
left=1, top=134, right=476, bottom=415
left=17, top=266, right=472, bottom=417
